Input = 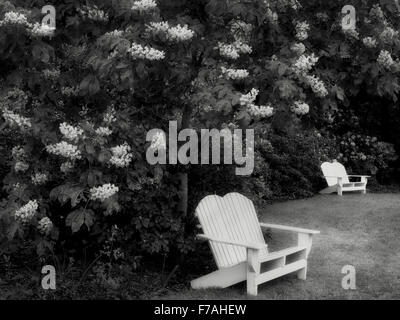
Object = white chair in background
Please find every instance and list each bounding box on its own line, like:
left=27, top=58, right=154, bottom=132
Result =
left=320, top=161, right=370, bottom=196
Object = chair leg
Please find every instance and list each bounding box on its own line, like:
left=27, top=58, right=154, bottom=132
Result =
left=297, top=265, right=307, bottom=280
left=247, top=274, right=258, bottom=296
left=337, top=185, right=343, bottom=196
left=298, top=233, right=313, bottom=258
left=246, top=248, right=260, bottom=296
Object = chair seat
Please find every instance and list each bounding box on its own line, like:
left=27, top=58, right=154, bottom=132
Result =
left=342, top=183, right=354, bottom=187
left=259, top=246, right=307, bottom=263
left=353, top=182, right=366, bottom=187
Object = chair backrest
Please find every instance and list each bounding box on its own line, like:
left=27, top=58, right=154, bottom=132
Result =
left=195, top=192, right=266, bottom=269
left=321, top=161, right=349, bottom=186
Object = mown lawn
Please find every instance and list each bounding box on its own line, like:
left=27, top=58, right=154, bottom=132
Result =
left=160, top=193, right=400, bottom=300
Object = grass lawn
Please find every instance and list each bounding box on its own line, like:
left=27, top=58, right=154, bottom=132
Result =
left=160, top=193, right=400, bottom=300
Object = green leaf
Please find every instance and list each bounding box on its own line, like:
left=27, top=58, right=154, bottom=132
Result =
left=79, top=74, right=100, bottom=96
left=50, top=183, right=85, bottom=207
left=103, top=196, right=121, bottom=216
left=7, top=221, right=19, bottom=240
left=32, top=44, right=49, bottom=63
left=85, top=142, right=96, bottom=155
left=66, top=208, right=95, bottom=233
left=98, top=150, right=111, bottom=163
left=275, top=79, right=297, bottom=99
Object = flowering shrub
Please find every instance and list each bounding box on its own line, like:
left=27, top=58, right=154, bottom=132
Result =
left=336, top=133, right=398, bottom=176
left=0, top=0, right=399, bottom=267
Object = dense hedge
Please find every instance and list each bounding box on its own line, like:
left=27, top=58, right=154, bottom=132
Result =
left=0, top=0, right=399, bottom=269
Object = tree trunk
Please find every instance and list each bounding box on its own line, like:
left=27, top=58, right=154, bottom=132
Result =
left=177, top=172, right=188, bottom=216
left=177, top=104, right=192, bottom=217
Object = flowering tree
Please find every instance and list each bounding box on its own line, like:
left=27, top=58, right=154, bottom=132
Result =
left=0, top=0, right=399, bottom=261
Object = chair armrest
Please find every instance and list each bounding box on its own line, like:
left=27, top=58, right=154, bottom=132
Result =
left=347, top=175, right=371, bottom=178
left=259, top=223, right=320, bottom=235
left=323, top=175, right=343, bottom=179
left=196, top=234, right=267, bottom=250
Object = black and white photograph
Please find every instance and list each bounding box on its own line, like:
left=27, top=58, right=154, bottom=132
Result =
left=0, top=0, right=399, bottom=308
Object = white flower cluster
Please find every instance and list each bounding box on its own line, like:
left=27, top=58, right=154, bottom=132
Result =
left=110, top=143, right=133, bottom=168
left=60, top=161, right=74, bottom=174
left=239, top=89, right=273, bottom=119
left=12, top=146, right=25, bottom=159
left=31, top=172, right=48, bottom=185
left=38, top=217, right=53, bottom=235
left=60, top=122, right=84, bottom=142
left=104, top=29, right=124, bottom=38
left=96, top=126, right=113, bottom=137
left=291, top=101, right=310, bottom=115
left=248, top=104, right=274, bottom=118
left=290, top=42, right=306, bottom=56
left=132, top=0, right=157, bottom=12
left=46, top=141, right=82, bottom=160
left=78, top=5, right=108, bottom=22
left=90, top=183, right=119, bottom=202
left=293, top=53, right=319, bottom=74
left=15, top=200, right=38, bottom=224
left=221, top=67, right=249, bottom=80
left=147, top=22, right=194, bottom=42
left=42, top=68, right=60, bottom=80
left=12, top=183, right=24, bottom=193
left=369, top=4, right=385, bottom=22
left=147, top=21, right=169, bottom=33
left=15, top=161, right=29, bottom=173
left=343, top=28, right=359, bottom=40
left=295, top=21, right=310, bottom=41
left=291, top=53, right=328, bottom=97
left=303, top=74, right=328, bottom=97
left=0, top=11, right=30, bottom=27
left=30, top=22, right=55, bottom=37
left=362, top=37, right=377, bottom=48
left=149, top=131, right=167, bottom=151
left=240, top=88, right=259, bottom=106
left=380, top=27, right=398, bottom=44
left=61, top=86, right=79, bottom=96
left=2, top=88, right=28, bottom=109
left=217, top=40, right=252, bottom=59
left=169, top=24, right=195, bottom=42
left=128, top=43, right=165, bottom=60
left=103, top=106, right=117, bottom=124
left=377, top=50, right=394, bottom=70
left=2, top=108, right=31, bottom=130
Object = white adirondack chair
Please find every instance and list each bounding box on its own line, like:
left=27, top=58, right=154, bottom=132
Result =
left=190, top=192, right=320, bottom=296
left=320, top=161, right=370, bottom=196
